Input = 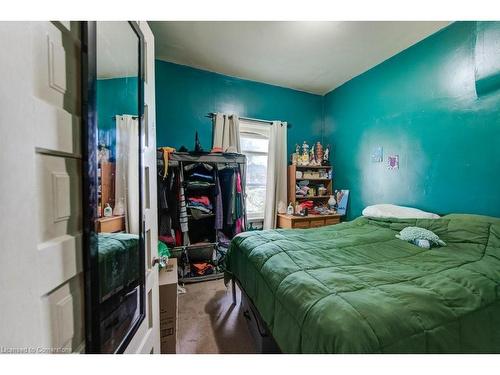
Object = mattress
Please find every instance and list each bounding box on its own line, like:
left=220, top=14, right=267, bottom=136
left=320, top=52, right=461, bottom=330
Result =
left=98, top=233, right=140, bottom=301
left=225, top=214, right=500, bottom=353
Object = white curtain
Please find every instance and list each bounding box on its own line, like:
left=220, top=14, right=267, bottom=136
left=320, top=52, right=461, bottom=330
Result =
left=115, top=115, right=140, bottom=234
left=263, top=121, right=288, bottom=229
left=212, top=113, right=241, bottom=152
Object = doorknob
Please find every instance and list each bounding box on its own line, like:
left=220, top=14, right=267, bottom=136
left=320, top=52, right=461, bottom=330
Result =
left=152, top=256, right=168, bottom=268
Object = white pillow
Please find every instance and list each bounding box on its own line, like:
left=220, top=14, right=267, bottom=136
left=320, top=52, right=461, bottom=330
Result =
left=362, top=204, right=440, bottom=219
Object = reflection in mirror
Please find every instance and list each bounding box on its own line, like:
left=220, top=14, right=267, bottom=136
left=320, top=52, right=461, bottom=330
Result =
left=95, top=21, right=142, bottom=353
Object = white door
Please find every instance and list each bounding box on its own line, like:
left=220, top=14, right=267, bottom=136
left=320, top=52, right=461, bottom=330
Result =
left=123, top=21, right=160, bottom=354
left=0, top=21, right=85, bottom=353
left=0, top=21, right=159, bottom=354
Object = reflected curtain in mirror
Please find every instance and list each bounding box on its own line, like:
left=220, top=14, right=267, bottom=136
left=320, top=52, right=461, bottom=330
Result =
left=115, top=115, right=140, bottom=234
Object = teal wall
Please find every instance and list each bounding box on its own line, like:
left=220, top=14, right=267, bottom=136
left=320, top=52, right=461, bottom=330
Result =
left=154, top=22, right=500, bottom=219
left=324, top=22, right=500, bottom=219
left=96, top=77, right=138, bottom=159
left=155, top=60, right=324, bottom=154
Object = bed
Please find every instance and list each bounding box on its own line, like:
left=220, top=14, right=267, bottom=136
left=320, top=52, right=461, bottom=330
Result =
left=98, top=233, right=140, bottom=301
left=225, top=214, right=500, bottom=353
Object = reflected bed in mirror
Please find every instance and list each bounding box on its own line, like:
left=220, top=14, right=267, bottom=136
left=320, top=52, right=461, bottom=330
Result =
left=82, top=21, right=145, bottom=353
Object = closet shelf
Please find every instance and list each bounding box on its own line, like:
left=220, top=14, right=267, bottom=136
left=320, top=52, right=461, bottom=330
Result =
left=179, top=272, right=224, bottom=284
left=186, top=213, right=215, bottom=219
left=296, top=195, right=330, bottom=199
left=183, top=183, right=216, bottom=189
left=296, top=178, right=330, bottom=181
left=295, top=165, right=332, bottom=169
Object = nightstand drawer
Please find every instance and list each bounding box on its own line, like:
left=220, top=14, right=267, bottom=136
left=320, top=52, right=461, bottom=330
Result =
left=97, top=215, right=125, bottom=233
left=292, top=220, right=310, bottom=229
left=310, top=219, right=325, bottom=227
left=325, top=217, right=341, bottom=225
left=277, top=214, right=342, bottom=229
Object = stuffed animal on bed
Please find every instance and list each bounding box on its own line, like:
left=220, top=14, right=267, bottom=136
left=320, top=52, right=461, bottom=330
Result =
left=395, top=226, right=446, bottom=249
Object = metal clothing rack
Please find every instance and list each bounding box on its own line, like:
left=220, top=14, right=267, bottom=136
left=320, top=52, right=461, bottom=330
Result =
left=158, top=151, right=247, bottom=283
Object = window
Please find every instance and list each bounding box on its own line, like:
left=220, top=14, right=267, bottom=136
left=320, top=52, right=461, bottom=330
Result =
left=239, top=120, right=270, bottom=221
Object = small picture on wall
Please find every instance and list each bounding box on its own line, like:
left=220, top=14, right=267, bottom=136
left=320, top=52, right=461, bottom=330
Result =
left=371, top=146, right=383, bottom=162
left=388, top=155, right=399, bottom=169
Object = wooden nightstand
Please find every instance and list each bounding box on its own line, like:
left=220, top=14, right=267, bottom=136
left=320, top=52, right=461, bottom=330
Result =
left=96, top=215, right=125, bottom=233
left=277, top=213, right=341, bottom=229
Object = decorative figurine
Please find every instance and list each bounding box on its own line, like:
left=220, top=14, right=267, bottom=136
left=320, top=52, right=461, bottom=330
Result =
left=328, top=195, right=337, bottom=210
left=98, top=143, right=110, bottom=164
left=194, top=131, right=204, bottom=153
left=323, top=144, right=330, bottom=165
left=292, top=144, right=300, bottom=165
left=309, top=143, right=315, bottom=165
left=316, top=142, right=324, bottom=165
left=301, top=141, right=310, bottom=165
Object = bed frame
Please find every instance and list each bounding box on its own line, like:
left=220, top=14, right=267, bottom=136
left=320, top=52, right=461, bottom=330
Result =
left=232, top=277, right=282, bottom=354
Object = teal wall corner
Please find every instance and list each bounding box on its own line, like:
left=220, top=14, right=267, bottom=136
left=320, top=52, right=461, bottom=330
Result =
left=153, top=21, right=500, bottom=220
left=324, top=21, right=500, bottom=219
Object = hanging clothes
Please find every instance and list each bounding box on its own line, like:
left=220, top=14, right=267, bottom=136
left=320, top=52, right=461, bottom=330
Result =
left=234, top=170, right=244, bottom=234
left=218, top=165, right=245, bottom=237
left=159, top=146, right=176, bottom=178
left=178, top=172, right=190, bottom=246
left=214, top=172, right=223, bottom=230
left=218, top=167, right=234, bottom=232
left=157, top=166, right=179, bottom=239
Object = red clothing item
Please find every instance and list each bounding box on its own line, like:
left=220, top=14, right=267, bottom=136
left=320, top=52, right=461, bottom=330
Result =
left=159, top=235, right=175, bottom=247
left=298, top=200, right=314, bottom=211
left=191, top=262, right=214, bottom=276
left=188, top=196, right=211, bottom=206
left=236, top=172, right=242, bottom=193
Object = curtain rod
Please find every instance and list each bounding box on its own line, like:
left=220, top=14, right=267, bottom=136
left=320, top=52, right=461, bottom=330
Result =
left=206, top=112, right=291, bottom=128
left=111, top=115, right=139, bottom=120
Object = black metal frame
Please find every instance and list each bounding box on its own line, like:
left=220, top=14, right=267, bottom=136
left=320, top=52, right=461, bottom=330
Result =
left=81, top=21, right=146, bottom=354
left=232, top=277, right=282, bottom=353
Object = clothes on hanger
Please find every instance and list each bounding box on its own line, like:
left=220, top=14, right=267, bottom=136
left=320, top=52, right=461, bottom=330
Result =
left=157, top=151, right=246, bottom=280
left=178, top=172, right=190, bottom=246
left=218, top=165, right=245, bottom=237
left=214, top=174, right=223, bottom=230
left=157, top=166, right=180, bottom=239
left=185, top=180, right=212, bottom=189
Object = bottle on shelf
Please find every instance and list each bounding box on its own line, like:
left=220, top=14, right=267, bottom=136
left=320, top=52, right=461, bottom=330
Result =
left=103, top=203, right=113, bottom=217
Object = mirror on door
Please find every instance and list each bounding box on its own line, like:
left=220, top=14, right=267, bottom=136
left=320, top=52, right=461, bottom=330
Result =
left=85, top=21, right=145, bottom=353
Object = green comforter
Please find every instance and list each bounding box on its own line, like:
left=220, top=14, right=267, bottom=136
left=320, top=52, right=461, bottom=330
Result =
left=225, top=214, right=500, bottom=353
left=98, top=233, right=140, bottom=301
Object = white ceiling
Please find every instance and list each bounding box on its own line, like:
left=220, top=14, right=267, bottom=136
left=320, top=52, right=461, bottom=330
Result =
left=97, top=21, right=138, bottom=79
left=150, top=21, right=451, bottom=95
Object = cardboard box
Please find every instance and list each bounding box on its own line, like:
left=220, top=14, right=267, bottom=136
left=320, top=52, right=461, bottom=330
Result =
left=159, top=258, right=178, bottom=354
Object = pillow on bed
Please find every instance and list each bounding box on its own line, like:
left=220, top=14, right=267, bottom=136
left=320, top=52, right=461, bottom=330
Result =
left=395, top=226, right=446, bottom=249
left=362, top=204, right=440, bottom=219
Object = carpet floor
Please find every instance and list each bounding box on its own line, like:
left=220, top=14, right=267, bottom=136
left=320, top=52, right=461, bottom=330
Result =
left=177, top=279, right=257, bottom=354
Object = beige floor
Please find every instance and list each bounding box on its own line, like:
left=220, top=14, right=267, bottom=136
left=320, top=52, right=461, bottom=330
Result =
left=177, top=278, right=257, bottom=354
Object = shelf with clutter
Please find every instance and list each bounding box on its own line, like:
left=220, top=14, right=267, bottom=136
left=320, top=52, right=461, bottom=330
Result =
left=280, top=140, right=348, bottom=229
left=287, top=141, right=336, bottom=214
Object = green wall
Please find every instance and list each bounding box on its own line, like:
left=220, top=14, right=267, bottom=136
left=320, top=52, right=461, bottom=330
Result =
left=155, top=60, right=324, bottom=154
left=324, top=21, right=500, bottom=219
left=96, top=77, right=138, bottom=159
